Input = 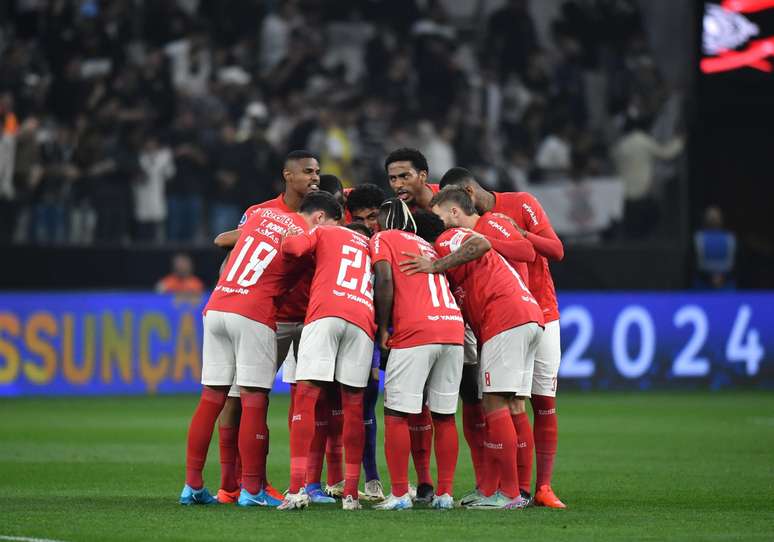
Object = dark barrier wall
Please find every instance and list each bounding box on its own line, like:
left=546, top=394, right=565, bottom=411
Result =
left=1, top=291, right=771, bottom=397
left=0, top=244, right=687, bottom=290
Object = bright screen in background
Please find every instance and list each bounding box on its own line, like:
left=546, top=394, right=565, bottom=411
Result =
left=702, top=0, right=774, bottom=74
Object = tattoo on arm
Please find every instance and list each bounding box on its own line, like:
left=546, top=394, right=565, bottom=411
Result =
left=432, top=236, right=491, bottom=273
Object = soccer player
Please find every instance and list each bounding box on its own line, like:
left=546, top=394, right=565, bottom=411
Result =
left=346, top=183, right=386, bottom=233
left=179, top=191, right=341, bottom=507
left=279, top=220, right=376, bottom=511
left=370, top=199, right=465, bottom=511
left=400, top=195, right=545, bottom=510
left=426, top=185, right=537, bottom=504
left=384, top=147, right=440, bottom=501
left=344, top=222, right=385, bottom=502
left=439, top=167, right=567, bottom=508
left=212, top=150, right=321, bottom=504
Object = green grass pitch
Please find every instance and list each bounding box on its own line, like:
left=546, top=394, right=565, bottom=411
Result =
left=1, top=392, right=773, bottom=541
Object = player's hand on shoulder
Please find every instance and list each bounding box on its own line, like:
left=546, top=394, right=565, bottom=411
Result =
left=398, top=251, right=435, bottom=275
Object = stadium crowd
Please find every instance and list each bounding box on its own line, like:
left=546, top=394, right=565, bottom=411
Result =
left=0, top=0, right=682, bottom=246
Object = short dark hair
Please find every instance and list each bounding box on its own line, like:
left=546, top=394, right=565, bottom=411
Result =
left=285, top=149, right=319, bottom=165
left=384, top=148, right=429, bottom=174
left=439, top=166, right=476, bottom=189
left=299, top=191, right=342, bottom=221
left=430, top=186, right=477, bottom=216
left=319, top=174, right=343, bottom=195
left=346, top=183, right=386, bottom=213
left=379, top=197, right=417, bottom=233
left=413, top=210, right=446, bottom=243
left=345, top=222, right=373, bottom=238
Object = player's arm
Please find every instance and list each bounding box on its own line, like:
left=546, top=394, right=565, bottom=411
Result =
left=484, top=235, right=536, bottom=264
left=218, top=250, right=232, bottom=278
left=214, top=229, right=239, bottom=249
left=498, top=196, right=565, bottom=261
left=399, top=234, right=491, bottom=276
left=373, top=260, right=394, bottom=351
left=281, top=230, right=316, bottom=258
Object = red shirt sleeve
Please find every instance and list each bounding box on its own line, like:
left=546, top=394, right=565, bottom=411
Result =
left=282, top=228, right=318, bottom=258
left=476, top=215, right=536, bottom=264
left=520, top=193, right=564, bottom=261
left=370, top=232, right=393, bottom=265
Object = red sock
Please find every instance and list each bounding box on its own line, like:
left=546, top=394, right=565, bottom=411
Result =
left=235, top=452, right=242, bottom=487
left=306, top=389, right=329, bottom=486
left=288, top=383, right=297, bottom=431
left=289, top=383, right=320, bottom=493
left=481, top=408, right=519, bottom=498
left=185, top=388, right=227, bottom=489
left=462, top=402, right=486, bottom=488
left=432, top=414, right=458, bottom=496
left=238, top=390, right=269, bottom=495
left=341, top=387, right=365, bottom=499
left=325, top=390, right=344, bottom=485
left=512, top=412, right=534, bottom=494
left=532, top=395, right=558, bottom=488
left=384, top=415, right=410, bottom=497
left=408, top=405, right=433, bottom=486
left=218, top=425, right=238, bottom=492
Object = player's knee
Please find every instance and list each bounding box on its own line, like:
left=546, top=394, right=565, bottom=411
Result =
left=219, top=397, right=242, bottom=426
left=509, top=397, right=527, bottom=415
left=481, top=392, right=509, bottom=412
left=430, top=411, right=454, bottom=422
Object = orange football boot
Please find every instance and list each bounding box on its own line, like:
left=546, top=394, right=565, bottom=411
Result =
left=264, top=482, right=285, bottom=502
left=216, top=488, right=241, bottom=504
left=534, top=485, right=566, bottom=509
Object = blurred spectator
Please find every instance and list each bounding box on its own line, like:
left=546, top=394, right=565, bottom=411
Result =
left=156, top=253, right=205, bottom=294
left=31, top=123, right=79, bottom=243
left=0, top=93, right=19, bottom=242
left=209, top=122, right=249, bottom=237
left=486, top=0, right=539, bottom=78
left=612, top=116, right=683, bottom=239
left=417, top=120, right=455, bottom=180
left=167, top=110, right=208, bottom=242
left=694, top=206, right=736, bottom=290
left=134, top=134, right=175, bottom=244
left=535, top=120, right=574, bottom=180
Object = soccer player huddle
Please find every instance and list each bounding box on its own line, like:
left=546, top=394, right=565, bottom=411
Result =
left=179, top=147, right=566, bottom=511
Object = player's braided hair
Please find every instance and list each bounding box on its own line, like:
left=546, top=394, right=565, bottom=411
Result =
left=380, top=197, right=417, bottom=233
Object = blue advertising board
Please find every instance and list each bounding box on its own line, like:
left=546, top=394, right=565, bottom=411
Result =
left=0, top=292, right=772, bottom=396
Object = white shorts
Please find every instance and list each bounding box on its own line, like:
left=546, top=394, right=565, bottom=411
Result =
left=295, top=317, right=374, bottom=388
left=384, top=344, right=464, bottom=415
left=278, top=321, right=304, bottom=384
left=463, top=325, right=478, bottom=366
left=202, top=310, right=277, bottom=391
left=228, top=321, right=304, bottom=397
left=479, top=322, right=542, bottom=396
left=532, top=319, right=560, bottom=397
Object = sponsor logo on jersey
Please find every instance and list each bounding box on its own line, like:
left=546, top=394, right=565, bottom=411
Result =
left=238, top=213, right=248, bottom=227
left=332, top=289, right=346, bottom=297
left=487, top=219, right=511, bottom=238
left=522, top=202, right=539, bottom=225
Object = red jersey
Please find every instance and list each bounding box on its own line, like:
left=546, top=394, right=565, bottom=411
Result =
left=282, top=226, right=376, bottom=339
left=238, top=194, right=310, bottom=322
left=205, top=208, right=306, bottom=328
left=435, top=228, right=544, bottom=344
left=473, top=212, right=531, bottom=288
left=492, top=191, right=561, bottom=322
left=371, top=229, right=464, bottom=348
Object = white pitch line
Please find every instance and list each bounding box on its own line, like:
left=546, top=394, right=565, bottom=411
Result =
left=0, top=535, right=68, bottom=542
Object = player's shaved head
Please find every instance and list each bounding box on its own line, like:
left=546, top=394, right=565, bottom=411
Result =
left=439, top=166, right=479, bottom=189
left=285, top=149, right=319, bottom=167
